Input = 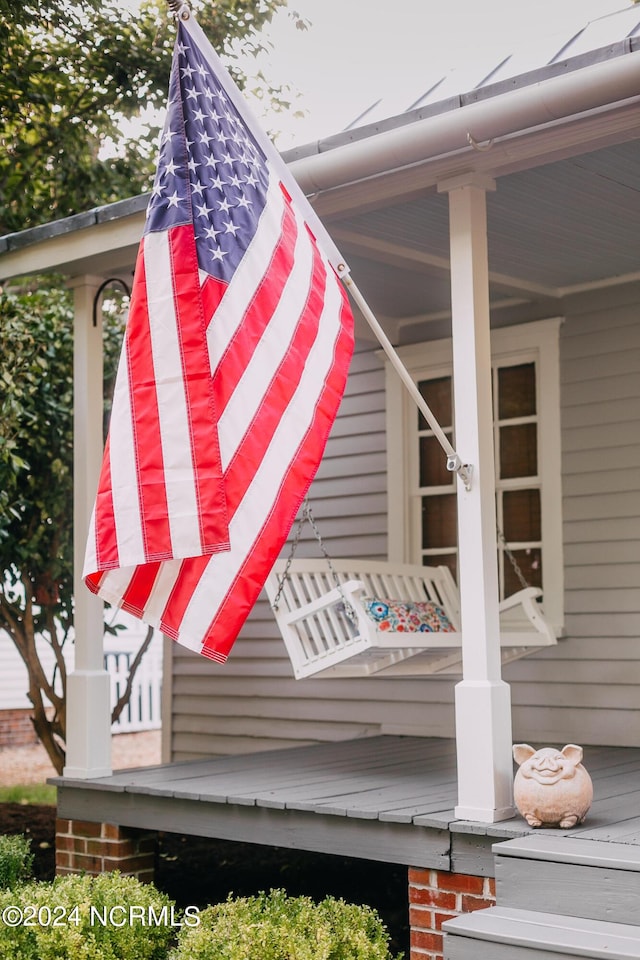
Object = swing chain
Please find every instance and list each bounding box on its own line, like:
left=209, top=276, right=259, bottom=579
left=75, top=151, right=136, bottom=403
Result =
left=270, top=509, right=307, bottom=610
left=271, top=499, right=358, bottom=624
left=496, top=524, right=530, bottom=591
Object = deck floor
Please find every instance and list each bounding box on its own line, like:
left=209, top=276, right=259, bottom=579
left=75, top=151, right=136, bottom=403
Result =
left=54, top=737, right=640, bottom=870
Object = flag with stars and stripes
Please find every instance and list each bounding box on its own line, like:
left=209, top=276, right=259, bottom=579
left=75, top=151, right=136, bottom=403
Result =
left=83, top=12, right=354, bottom=663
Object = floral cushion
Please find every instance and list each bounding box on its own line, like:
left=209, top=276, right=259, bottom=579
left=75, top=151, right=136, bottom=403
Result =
left=362, top=597, right=455, bottom=633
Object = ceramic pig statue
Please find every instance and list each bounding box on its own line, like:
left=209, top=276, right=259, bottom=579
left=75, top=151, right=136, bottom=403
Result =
left=513, top=743, right=593, bottom=828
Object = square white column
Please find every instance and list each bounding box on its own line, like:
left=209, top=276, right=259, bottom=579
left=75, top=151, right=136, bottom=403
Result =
left=64, top=275, right=111, bottom=778
left=439, top=175, right=515, bottom=822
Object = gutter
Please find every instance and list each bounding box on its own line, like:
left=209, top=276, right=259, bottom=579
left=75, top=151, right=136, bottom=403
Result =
left=287, top=45, right=640, bottom=195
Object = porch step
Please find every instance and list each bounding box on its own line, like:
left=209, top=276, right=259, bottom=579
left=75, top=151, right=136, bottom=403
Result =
left=494, top=835, right=640, bottom=926
left=443, top=906, right=640, bottom=960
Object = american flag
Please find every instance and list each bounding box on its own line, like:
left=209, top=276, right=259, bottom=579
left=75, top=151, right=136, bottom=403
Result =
left=84, top=15, right=354, bottom=662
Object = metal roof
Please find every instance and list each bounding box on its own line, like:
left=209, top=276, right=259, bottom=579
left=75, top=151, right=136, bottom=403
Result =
left=341, top=6, right=640, bottom=130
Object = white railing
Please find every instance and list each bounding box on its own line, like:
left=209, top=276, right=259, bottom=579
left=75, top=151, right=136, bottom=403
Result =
left=104, top=629, right=163, bottom=733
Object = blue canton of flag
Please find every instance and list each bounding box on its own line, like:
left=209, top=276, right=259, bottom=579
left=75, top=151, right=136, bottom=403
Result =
left=146, top=32, right=270, bottom=284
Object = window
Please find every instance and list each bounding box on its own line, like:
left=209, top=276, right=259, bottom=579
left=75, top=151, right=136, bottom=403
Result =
left=385, top=318, right=564, bottom=630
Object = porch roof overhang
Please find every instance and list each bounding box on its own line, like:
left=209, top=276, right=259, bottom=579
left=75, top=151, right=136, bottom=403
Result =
left=1, top=38, right=640, bottom=337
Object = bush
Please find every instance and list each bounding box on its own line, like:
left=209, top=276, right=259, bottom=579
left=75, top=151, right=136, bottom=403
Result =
left=0, top=834, right=34, bottom=889
left=170, top=888, right=402, bottom=960
left=0, top=871, right=177, bottom=959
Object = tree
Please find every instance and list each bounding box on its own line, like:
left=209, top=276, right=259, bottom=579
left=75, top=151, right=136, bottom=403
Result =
left=0, top=283, right=158, bottom=773
left=0, top=0, right=297, bottom=774
left=0, top=0, right=290, bottom=233
left=0, top=283, right=74, bottom=772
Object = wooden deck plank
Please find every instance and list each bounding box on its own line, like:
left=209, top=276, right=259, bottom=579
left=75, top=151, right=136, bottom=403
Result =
left=495, top=835, right=640, bottom=868
left=575, top=817, right=640, bottom=844
left=102, top=735, right=433, bottom=787
left=120, top=737, right=457, bottom=806
left=131, top=747, right=451, bottom=803
left=286, top=774, right=458, bottom=818
left=288, top=786, right=456, bottom=818
left=444, top=906, right=640, bottom=960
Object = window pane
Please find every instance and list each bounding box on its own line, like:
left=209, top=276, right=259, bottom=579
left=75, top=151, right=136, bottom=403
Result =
left=422, top=494, right=457, bottom=549
left=418, top=376, right=452, bottom=430
left=504, top=548, right=542, bottom=596
left=503, top=489, right=541, bottom=542
left=500, top=423, right=537, bottom=479
left=424, top=553, right=458, bottom=581
left=498, top=363, right=536, bottom=419
left=420, top=434, right=454, bottom=487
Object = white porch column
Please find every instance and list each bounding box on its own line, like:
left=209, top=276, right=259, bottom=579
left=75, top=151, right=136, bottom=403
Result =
left=64, top=275, right=112, bottom=778
left=439, top=175, right=515, bottom=822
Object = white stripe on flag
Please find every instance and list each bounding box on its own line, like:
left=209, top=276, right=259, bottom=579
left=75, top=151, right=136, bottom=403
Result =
left=144, top=231, right=202, bottom=557
left=108, top=345, right=145, bottom=566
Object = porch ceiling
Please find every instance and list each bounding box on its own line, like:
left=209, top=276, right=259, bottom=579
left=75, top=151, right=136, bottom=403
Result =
left=331, top=137, right=640, bottom=327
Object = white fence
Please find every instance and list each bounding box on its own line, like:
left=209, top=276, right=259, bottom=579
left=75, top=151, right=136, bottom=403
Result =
left=1, top=615, right=163, bottom=734
left=104, top=629, right=163, bottom=733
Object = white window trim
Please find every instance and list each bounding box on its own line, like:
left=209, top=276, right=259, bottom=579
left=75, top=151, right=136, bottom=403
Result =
left=384, top=317, right=564, bottom=631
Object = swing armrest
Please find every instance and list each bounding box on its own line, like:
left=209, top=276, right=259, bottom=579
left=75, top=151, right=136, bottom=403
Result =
left=280, top=580, right=365, bottom=625
left=499, top=587, right=555, bottom=644
left=498, top=586, right=542, bottom=612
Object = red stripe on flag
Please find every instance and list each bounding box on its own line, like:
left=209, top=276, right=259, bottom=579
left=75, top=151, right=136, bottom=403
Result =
left=201, top=294, right=354, bottom=659
left=93, top=433, right=119, bottom=570
left=158, top=554, right=209, bottom=641
left=199, top=273, right=228, bottom=328
left=169, top=226, right=229, bottom=552
left=120, top=562, right=162, bottom=618
left=126, top=243, right=173, bottom=562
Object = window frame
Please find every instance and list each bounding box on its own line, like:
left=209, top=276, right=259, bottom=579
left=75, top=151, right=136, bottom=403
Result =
left=384, top=317, right=564, bottom=631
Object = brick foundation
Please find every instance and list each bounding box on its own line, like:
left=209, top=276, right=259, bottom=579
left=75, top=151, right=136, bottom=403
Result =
left=0, top=709, right=39, bottom=748
left=55, top=819, right=157, bottom=882
left=409, top=867, right=496, bottom=960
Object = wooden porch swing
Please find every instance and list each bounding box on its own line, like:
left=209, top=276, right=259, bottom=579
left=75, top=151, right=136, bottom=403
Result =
left=265, top=502, right=557, bottom=680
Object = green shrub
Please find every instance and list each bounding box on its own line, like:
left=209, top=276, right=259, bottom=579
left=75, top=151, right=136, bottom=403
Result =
left=0, top=833, right=34, bottom=889
left=0, top=871, right=178, bottom=959
left=170, top=888, right=402, bottom=960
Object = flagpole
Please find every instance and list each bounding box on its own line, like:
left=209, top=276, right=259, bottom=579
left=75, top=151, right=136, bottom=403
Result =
left=342, top=274, right=473, bottom=490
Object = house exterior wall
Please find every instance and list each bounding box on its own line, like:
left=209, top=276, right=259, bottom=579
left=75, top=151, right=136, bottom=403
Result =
left=505, top=292, right=640, bottom=747
left=168, top=298, right=640, bottom=761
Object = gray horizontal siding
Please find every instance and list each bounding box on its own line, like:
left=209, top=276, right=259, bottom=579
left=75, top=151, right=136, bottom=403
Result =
left=507, top=299, right=640, bottom=747
left=170, top=301, right=640, bottom=761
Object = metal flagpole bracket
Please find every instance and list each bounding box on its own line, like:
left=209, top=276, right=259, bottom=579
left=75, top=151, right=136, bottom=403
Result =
left=447, top=455, right=473, bottom=491
left=167, top=0, right=191, bottom=20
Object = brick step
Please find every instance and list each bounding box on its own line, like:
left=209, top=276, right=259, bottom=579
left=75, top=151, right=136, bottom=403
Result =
left=494, top=835, right=640, bottom=927
left=443, top=906, right=640, bottom=960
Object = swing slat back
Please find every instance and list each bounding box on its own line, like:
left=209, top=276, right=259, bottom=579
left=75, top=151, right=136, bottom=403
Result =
left=265, top=559, right=556, bottom=679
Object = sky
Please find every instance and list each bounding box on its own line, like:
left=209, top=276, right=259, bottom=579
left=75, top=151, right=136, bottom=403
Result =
left=242, top=0, right=633, bottom=148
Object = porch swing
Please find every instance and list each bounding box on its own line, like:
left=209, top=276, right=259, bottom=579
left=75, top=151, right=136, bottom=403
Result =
left=264, top=283, right=556, bottom=680
left=264, top=501, right=556, bottom=679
